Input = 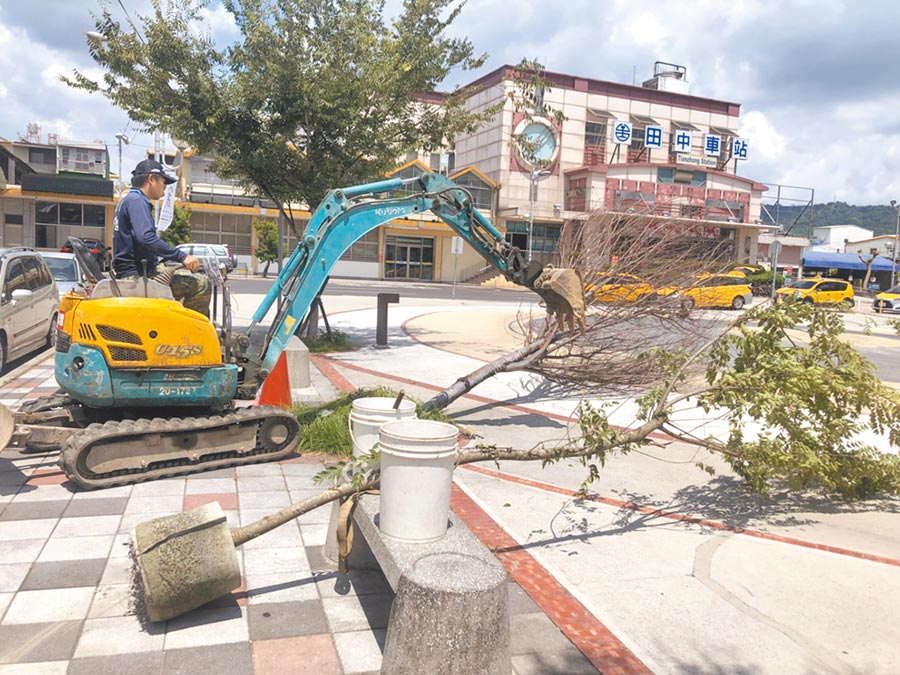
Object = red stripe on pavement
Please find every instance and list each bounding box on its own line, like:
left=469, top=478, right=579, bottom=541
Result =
left=315, top=348, right=898, bottom=567
left=310, top=354, right=356, bottom=393
left=24, top=470, right=68, bottom=486
left=451, top=484, right=652, bottom=674
left=461, top=464, right=900, bottom=568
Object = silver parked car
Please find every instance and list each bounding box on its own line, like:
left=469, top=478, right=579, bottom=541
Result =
left=40, top=251, right=86, bottom=297
left=0, top=248, right=59, bottom=372
left=175, top=243, right=235, bottom=273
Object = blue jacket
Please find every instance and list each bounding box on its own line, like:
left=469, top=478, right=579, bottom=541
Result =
left=112, top=188, right=186, bottom=278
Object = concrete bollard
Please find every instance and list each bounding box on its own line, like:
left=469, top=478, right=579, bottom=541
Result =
left=375, top=293, right=400, bottom=348
left=284, top=335, right=310, bottom=400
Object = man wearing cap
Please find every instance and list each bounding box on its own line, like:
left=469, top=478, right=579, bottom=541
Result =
left=113, top=159, right=211, bottom=316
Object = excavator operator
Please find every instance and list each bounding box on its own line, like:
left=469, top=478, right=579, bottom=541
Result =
left=112, top=159, right=211, bottom=317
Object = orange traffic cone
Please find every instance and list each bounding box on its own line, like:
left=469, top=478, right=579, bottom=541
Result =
left=256, top=351, right=292, bottom=408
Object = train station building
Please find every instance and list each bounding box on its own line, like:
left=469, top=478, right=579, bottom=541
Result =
left=1, top=63, right=769, bottom=282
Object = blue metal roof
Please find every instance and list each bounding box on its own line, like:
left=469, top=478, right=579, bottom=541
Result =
left=802, top=251, right=898, bottom=272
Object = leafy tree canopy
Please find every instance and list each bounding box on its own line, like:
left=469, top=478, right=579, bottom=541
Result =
left=253, top=218, right=277, bottom=263
left=160, top=204, right=192, bottom=246
left=68, top=0, right=494, bottom=222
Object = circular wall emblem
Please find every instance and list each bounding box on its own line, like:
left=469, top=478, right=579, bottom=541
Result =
left=513, top=116, right=559, bottom=168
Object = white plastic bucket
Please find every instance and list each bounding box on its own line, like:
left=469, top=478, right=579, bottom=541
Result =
left=378, top=419, right=458, bottom=542
left=349, top=397, right=417, bottom=457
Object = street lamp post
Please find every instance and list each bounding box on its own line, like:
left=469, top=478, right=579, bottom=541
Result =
left=527, top=168, right=551, bottom=262
left=114, top=131, right=130, bottom=195
left=891, top=200, right=900, bottom=288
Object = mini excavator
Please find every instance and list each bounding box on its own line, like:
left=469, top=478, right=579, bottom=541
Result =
left=0, top=172, right=585, bottom=489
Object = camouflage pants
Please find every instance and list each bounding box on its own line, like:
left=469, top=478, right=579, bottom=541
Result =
left=169, top=269, right=212, bottom=317
left=123, top=265, right=212, bottom=317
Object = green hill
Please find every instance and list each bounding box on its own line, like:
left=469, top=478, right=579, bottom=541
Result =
left=759, top=202, right=898, bottom=237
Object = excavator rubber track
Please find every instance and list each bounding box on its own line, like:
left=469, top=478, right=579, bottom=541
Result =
left=58, top=406, right=301, bottom=490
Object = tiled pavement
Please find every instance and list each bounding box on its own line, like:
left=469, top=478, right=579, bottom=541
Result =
left=0, top=361, right=59, bottom=409
left=0, top=435, right=599, bottom=673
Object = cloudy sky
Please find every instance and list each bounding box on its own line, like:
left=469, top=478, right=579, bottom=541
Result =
left=1, top=0, right=898, bottom=206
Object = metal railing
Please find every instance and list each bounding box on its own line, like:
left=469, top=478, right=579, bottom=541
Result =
left=458, top=261, right=493, bottom=282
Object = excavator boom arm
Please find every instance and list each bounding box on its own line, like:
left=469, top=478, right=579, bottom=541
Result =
left=241, top=172, right=584, bottom=385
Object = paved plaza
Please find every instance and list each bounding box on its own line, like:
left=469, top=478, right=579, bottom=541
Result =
left=1, top=293, right=899, bottom=674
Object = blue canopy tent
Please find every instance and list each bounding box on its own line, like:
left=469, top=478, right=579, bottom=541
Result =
left=802, top=251, right=898, bottom=272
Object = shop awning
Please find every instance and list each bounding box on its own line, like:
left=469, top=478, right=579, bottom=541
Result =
left=802, top=250, right=898, bottom=271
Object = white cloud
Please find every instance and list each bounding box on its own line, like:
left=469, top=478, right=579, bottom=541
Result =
left=739, top=112, right=787, bottom=164
left=2, top=0, right=900, bottom=205
left=194, top=3, right=240, bottom=42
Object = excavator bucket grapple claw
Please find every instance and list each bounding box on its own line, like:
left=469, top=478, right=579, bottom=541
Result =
left=532, top=267, right=586, bottom=334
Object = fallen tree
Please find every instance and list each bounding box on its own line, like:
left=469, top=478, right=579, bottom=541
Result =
left=442, top=298, right=900, bottom=499
left=284, top=209, right=900, bottom=501
left=413, top=212, right=900, bottom=499
left=133, top=274, right=900, bottom=623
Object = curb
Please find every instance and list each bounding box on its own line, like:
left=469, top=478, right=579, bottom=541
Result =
left=311, top=344, right=647, bottom=673
left=0, top=347, right=53, bottom=388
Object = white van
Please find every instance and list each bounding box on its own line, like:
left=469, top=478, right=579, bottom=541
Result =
left=0, top=248, right=59, bottom=372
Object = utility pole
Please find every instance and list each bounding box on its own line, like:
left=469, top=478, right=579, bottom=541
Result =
left=528, top=169, right=550, bottom=262
left=891, top=200, right=900, bottom=288
left=114, top=131, right=130, bottom=195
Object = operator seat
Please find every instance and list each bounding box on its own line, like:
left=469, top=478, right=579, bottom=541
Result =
left=91, top=278, right=175, bottom=300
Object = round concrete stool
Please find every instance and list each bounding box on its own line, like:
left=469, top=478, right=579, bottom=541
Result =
left=381, top=551, right=510, bottom=675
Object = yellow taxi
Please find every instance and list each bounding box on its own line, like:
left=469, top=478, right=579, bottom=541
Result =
left=873, top=285, right=900, bottom=313
left=728, top=265, right=761, bottom=277
left=584, top=273, right=655, bottom=303
left=658, top=273, right=753, bottom=311
left=775, top=277, right=854, bottom=306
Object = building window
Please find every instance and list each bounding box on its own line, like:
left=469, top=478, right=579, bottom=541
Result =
left=670, top=121, right=700, bottom=159
left=83, top=204, right=106, bottom=227
left=35, top=200, right=105, bottom=249
left=28, top=147, right=56, bottom=166
left=60, top=203, right=82, bottom=225
left=384, top=235, right=434, bottom=280
left=584, top=109, right=613, bottom=166
left=709, top=127, right=736, bottom=170
left=505, top=220, right=561, bottom=263
left=628, top=126, right=646, bottom=161
left=451, top=170, right=494, bottom=212
left=36, top=202, right=58, bottom=223
left=614, top=190, right=656, bottom=213
left=657, top=168, right=706, bottom=186
left=429, top=152, right=455, bottom=175
left=629, top=115, right=658, bottom=163
left=188, top=157, right=246, bottom=205
left=565, top=176, right=587, bottom=212
left=388, top=163, right=429, bottom=197
left=4, top=214, right=24, bottom=225
left=189, top=211, right=254, bottom=254
left=57, top=147, right=106, bottom=174
left=342, top=230, right=379, bottom=262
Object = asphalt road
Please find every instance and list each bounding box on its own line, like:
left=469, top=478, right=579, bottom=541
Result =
left=227, top=276, right=533, bottom=302
left=9, top=277, right=898, bottom=384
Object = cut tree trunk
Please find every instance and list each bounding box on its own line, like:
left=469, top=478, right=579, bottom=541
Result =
left=422, top=335, right=554, bottom=411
